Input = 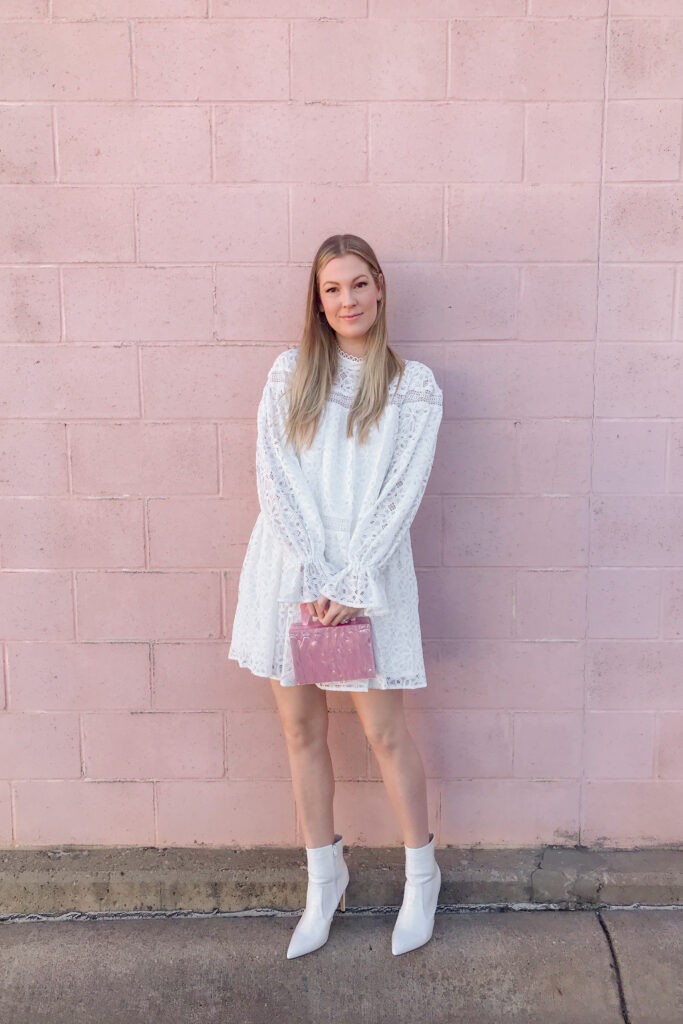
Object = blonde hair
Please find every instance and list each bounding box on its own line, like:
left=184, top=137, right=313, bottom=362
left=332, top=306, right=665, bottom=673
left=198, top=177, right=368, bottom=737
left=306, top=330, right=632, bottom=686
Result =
left=283, top=234, right=406, bottom=452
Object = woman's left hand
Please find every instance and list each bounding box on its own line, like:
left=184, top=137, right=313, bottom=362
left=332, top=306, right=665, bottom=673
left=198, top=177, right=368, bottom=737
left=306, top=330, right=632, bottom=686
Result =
left=313, top=597, right=362, bottom=627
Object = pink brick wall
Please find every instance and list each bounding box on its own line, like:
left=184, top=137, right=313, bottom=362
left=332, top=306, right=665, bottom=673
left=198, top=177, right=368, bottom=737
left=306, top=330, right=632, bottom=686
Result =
left=1, top=2, right=682, bottom=850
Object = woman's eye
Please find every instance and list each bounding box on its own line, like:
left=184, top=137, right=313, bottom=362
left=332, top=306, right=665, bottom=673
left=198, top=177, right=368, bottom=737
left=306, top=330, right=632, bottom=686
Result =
left=357, top=281, right=367, bottom=287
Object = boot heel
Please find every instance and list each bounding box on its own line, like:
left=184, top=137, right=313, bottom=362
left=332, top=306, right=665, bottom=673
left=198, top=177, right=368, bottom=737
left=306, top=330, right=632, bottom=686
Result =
left=338, top=887, right=346, bottom=912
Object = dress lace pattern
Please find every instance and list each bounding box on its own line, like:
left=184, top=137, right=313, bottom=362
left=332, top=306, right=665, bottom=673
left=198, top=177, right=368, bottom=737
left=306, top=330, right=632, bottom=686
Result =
left=228, top=345, right=443, bottom=691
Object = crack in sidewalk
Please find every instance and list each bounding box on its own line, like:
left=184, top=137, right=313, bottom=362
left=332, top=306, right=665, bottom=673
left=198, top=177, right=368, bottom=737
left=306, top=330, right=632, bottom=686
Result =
left=597, top=910, right=631, bottom=1024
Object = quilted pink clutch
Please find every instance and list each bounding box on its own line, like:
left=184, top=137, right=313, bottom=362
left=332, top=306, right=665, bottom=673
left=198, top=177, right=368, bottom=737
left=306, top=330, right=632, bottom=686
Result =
left=289, top=603, right=377, bottom=686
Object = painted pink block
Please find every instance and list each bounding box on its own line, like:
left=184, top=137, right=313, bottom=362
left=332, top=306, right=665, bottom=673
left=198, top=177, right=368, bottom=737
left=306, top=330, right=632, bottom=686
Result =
left=519, top=264, right=598, bottom=340
left=153, top=642, right=274, bottom=712
left=14, top=780, right=155, bottom=846
left=445, top=343, right=595, bottom=419
left=587, top=569, right=661, bottom=639
left=0, top=0, right=48, bottom=15
left=76, top=571, right=221, bottom=641
left=0, top=713, right=81, bottom=779
left=610, top=18, right=683, bottom=99
left=385, top=265, right=518, bottom=342
left=661, top=571, right=683, bottom=639
left=215, top=264, right=310, bottom=342
left=83, top=711, right=224, bottom=780
left=0, top=104, right=53, bottom=183
left=419, top=639, right=585, bottom=711
left=595, top=344, right=683, bottom=417
left=215, top=0, right=364, bottom=12
left=402, top=710, right=513, bottom=779
left=369, top=101, right=522, bottom=183
left=0, top=267, right=60, bottom=342
left=292, top=19, right=446, bottom=102
left=0, top=572, right=73, bottom=641
left=605, top=100, right=682, bottom=181
left=0, top=784, right=11, bottom=845
left=226, top=710, right=297, bottom=781
left=156, top=780, right=295, bottom=846
left=0, top=344, right=139, bottom=419
left=582, top=781, right=683, bottom=847
left=58, top=105, right=211, bottom=184
left=373, top=0, right=525, bottom=12
left=220, top=423, right=258, bottom=502
left=449, top=19, right=605, bottom=100
left=525, top=102, right=603, bottom=183
left=586, top=641, right=683, bottom=711
left=215, top=103, right=366, bottom=184
left=291, top=185, right=443, bottom=263
left=0, top=23, right=131, bottom=100
left=447, top=184, right=599, bottom=261
left=529, top=0, right=607, bottom=13
left=411, top=496, right=441, bottom=568
left=71, top=423, right=218, bottom=497
left=0, top=423, right=68, bottom=496
left=417, top=567, right=516, bottom=639
left=0, top=186, right=134, bottom=263
left=63, top=266, right=214, bottom=343
left=442, top=779, right=580, bottom=846
left=515, top=570, right=588, bottom=640
left=591, top=496, right=683, bottom=566
left=602, top=185, right=683, bottom=261
left=513, top=712, right=583, bottom=778
left=137, top=185, right=288, bottom=263
left=148, top=497, right=257, bottom=567
left=432, top=420, right=516, bottom=494
left=8, top=642, right=151, bottom=712
left=597, top=264, right=675, bottom=341
left=443, top=496, right=589, bottom=567
left=54, top=0, right=205, bottom=15
left=593, top=420, right=667, bottom=493
left=516, top=419, right=592, bottom=495
left=656, top=714, right=683, bottom=779
left=141, top=344, right=283, bottom=420
left=584, top=711, right=655, bottom=779
left=0, top=497, right=143, bottom=569
left=135, top=21, right=289, bottom=101
left=612, top=0, right=683, bottom=11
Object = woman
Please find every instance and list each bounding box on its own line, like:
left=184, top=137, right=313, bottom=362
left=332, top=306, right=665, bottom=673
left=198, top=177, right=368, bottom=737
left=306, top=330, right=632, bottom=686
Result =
left=228, top=234, right=443, bottom=959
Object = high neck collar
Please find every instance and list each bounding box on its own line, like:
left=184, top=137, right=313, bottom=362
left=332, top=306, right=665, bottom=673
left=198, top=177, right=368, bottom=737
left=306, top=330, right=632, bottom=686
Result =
left=335, top=341, right=366, bottom=363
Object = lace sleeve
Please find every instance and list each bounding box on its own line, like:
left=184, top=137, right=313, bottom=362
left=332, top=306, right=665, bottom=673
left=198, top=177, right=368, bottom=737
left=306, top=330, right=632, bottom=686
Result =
left=256, top=351, right=335, bottom=605
left=322, top=364, right=443, bottom=618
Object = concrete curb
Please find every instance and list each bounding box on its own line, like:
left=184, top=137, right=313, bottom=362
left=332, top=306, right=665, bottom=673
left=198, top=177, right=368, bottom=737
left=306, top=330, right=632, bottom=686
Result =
left=1, top=845, right=683, bottom=915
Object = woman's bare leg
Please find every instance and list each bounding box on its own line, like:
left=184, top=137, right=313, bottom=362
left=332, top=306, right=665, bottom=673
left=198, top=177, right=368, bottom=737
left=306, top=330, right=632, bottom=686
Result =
left=270, top=678, right=336, bottom=848
left=351, top=689, right=430, bottom=848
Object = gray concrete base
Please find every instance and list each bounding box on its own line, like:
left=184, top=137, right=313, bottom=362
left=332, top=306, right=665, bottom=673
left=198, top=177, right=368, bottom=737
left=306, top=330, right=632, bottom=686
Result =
left=2, top=845, right=683, bottom=916
left=3, top=909, right=682, bottom=1023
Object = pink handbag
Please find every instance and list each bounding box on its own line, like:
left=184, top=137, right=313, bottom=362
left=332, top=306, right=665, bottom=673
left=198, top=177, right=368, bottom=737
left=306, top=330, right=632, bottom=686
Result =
left=289, top=603, right=377, bottom=686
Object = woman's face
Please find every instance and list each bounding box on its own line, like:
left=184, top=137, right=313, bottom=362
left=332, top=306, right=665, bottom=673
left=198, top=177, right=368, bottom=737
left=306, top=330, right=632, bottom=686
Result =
left=317, top=253, right=383, bottom=345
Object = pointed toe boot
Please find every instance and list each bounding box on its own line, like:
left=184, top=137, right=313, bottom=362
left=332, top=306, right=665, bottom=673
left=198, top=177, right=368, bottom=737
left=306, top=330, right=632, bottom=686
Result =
left=392, top=831, right=441, bottom=956
left=287, top=833, right=349, bottom=960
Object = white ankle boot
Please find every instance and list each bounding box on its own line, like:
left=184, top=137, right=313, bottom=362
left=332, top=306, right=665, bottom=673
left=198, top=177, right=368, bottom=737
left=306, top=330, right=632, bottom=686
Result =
left=287, top=833, right=349, bottom=959
left=392, top=831, right=441, bottom=956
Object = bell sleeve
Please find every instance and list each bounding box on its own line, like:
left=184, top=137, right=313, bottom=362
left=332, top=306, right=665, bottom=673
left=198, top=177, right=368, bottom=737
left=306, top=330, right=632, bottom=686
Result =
left=255, top=351, right=336, bottom=605
left=322, top=364, right=443, bottom=618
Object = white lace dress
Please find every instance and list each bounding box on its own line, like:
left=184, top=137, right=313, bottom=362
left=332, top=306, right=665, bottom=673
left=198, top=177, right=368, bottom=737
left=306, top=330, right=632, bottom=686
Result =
left=227, top=343, right=443, bottom=691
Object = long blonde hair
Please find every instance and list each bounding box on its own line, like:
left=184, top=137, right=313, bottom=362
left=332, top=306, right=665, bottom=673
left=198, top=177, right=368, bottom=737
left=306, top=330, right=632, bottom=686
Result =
left=283, top=234, right=406, bottom=453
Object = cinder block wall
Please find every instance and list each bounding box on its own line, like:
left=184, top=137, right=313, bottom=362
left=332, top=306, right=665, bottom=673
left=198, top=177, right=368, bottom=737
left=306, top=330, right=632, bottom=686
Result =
left=0, top=1, right=681, bottom=850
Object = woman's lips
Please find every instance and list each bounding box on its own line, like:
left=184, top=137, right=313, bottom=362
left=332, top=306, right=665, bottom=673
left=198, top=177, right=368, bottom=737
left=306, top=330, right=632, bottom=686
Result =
left=341, top=313, right=362, bottom=319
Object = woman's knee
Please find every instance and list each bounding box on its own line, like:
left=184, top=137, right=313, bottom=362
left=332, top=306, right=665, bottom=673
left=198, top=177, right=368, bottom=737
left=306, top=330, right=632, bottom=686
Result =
left=270, top=679, right=328, bottom=751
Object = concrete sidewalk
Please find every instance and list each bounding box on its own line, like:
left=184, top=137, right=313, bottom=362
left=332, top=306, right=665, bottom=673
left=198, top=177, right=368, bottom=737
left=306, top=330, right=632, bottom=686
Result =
left=1, top=906, right=682, bottom=1023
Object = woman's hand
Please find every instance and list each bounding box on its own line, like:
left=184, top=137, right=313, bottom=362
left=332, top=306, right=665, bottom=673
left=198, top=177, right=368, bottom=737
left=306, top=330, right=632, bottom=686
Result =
left=305, top=596, right=361, bottom=627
